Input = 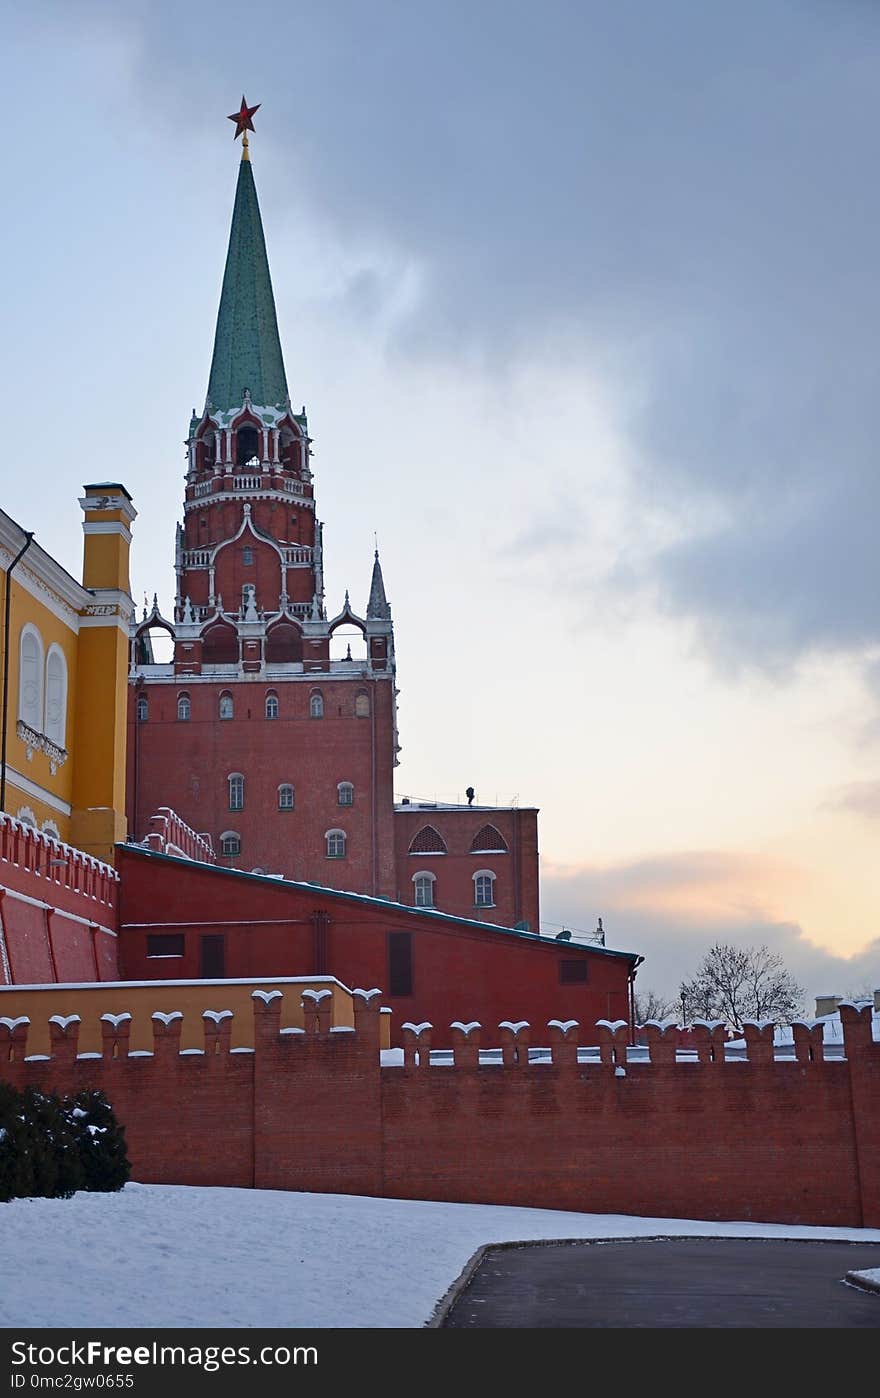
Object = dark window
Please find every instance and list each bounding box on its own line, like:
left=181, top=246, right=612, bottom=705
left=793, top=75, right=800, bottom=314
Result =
left=147, top=933, right=184, bottom=959
left=242, top=546, right=254, bottom=566
left=236, top=425, right=259, bottom=465
left=559, top=959, right=589, bottom=985
left=200, top=935, right=225, bottom=979
left=388, top=931, right=413, bottom=997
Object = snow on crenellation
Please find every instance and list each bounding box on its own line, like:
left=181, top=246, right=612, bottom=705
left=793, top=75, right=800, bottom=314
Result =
left=302, top=988, right=333, bottom=1003
left=100, top=1013, right=132, bottom=1028
left=251, top=989, right=282, bottom=1005
left=498, top=1020, right=529, bottom=1035
left=151, top=1011, right=183, bottom=1026
left=0, top=1016, right=30, bottom=1031
left=548, top=1019, right=579, bottom=1034
left=401, top=1022, right=432, bottom=1036
left=49, top=1014, right=81, bottom=1030
left=596, top=1019, right=628, bottom=1033
left=450, top=1021, right=481, bottom=1037
left=353, top=988, right=382, bottom=1003
left=202, top=1009, right=234, bottom=1024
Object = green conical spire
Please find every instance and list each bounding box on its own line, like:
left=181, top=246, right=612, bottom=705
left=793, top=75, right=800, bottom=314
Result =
left=206, top=153, right=289, bottom=415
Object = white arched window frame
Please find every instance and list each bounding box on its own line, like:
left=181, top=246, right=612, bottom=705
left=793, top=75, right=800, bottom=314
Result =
left=412, top=870, right=436, bottom=908
left=278, top=783, right=294, bottom=810
left=18, top=624, right=44, bottom=732
left=41, top=819, right=61, bottom=840
left=15, top=806, right=37, bottom=827
left=325, top=828, right=346, bottom=859
left=473, top=869, right=496, bottom=908
left=219, top=691, right=234, bottom=720
left=355, top=691, right=370, bottom=718
left=228, top=773, right=244, bottom=811
left=137, top=694, right=149, bottom=722
left=220, top=831, right=241, bottom=856
left=177, top=692, right=191, bottom=721
left=337, top=781, right=354, bottom=807
left=310, top=691, right=324, bottom=719
left=44, top=644, right=68, bottom=748
left=265, top=691, right=279, bottom=719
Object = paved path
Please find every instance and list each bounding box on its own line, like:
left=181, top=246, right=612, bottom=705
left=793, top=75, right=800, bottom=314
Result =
left=442, top=1239, right=880, bottom=1328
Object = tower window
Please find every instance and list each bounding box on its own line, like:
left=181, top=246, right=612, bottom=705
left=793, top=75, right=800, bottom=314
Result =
left=355, top=691, right=370, bottom=718
left=278, top=783, right=294, bottom=810
left=470, top=824, right=509, bottom=854
left=310, top=691, right=324, bottom=719
left=236, top=425, right=260, bottom=465
left=473, top=870, right=496, bottom=908
left=325, top=829, right=346, bottom=859
left=219, top=691, right=234, bottom=720
left=265, top=691, right=279, bottom=719
left=413, top=871, right=436, bottom=908
left=242, top=546, right=254, bottom=566
left=337, top=781, right=354, bottom=807
left=220, top=832, right=241, bottom=857
left=177, top=692, right=191, bottom=722
left=559, top=959, right=589, bottom=985
left=137, top=695, right=149, bottom=722
left=228, top=773, right=244, bottom=811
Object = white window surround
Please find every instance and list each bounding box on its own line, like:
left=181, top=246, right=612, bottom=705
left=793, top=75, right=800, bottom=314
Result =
left=18, top=624, right=43, bottom=731
left=412, top=870, right=436, bottom=908
left=310, top=691, right=324, bottom=719
left=219, top=691, right=234, bottom=719
left=220, top=831, right=241, bottom=856
left=265, top=692, right=279, bottom=719
left=15, top=806, right=37, bottom=828
left=325, top=828, right=346, bottom=858
left=473, top=869, right=496, bottom=908
left=41, top=819, right=61, bottom=839
left=337, top=781, right=354, bottom=806
left=278, top=783, right=294, bottom=810
left=44, top=644, right=67, bottom=748
left=177, top=693, right=191, bottom=721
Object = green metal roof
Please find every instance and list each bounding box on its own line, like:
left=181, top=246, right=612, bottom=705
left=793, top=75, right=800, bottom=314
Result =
left=206, top=156, right=289, bottom=414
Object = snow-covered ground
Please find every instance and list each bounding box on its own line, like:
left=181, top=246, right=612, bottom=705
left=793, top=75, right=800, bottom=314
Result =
left=2, top=1185, right=879, bottom=1328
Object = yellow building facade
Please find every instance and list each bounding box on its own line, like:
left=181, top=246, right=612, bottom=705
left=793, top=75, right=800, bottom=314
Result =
left=0, top=484, right=135, bottom=862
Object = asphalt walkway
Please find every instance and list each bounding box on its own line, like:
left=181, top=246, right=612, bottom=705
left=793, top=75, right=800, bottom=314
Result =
left=441, top=1238, right=880, bottom=1328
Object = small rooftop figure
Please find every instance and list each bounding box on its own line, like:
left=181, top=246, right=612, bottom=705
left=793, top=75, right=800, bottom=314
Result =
left=466, top=786, right=475, bottom=806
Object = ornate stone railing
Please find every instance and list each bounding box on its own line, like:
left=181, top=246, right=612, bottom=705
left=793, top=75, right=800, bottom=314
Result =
left=16, top=721, right=68, bottom=774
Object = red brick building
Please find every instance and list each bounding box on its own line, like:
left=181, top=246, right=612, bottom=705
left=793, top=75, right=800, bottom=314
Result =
left=116, top=845, right=639, bottom=1047
left=126, top=119, right=540, bottom=932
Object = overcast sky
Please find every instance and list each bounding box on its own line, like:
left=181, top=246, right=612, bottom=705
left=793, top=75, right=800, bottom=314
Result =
left=4, top=0, right=879, bottom=1006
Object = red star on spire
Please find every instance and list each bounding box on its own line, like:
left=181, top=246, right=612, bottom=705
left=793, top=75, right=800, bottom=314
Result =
left=228, top=96, right=261, bottom=140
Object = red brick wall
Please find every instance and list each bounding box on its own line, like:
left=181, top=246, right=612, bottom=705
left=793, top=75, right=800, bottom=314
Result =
left=393, top=806, right=540, bottom=929
left=3, top=1000, right=877, bottom=1228
left=0, top=817, right=120, bottom=985
left=117, top=847, right=631, bottom=1047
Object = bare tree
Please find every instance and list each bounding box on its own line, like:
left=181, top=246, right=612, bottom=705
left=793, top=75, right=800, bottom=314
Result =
left=633, top=987, right=678, bottom=1024
left=679, top=943, right=804, bottom=1031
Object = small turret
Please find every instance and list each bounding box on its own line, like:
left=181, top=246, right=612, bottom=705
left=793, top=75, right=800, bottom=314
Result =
left=367, top=550, right=391, bottom=621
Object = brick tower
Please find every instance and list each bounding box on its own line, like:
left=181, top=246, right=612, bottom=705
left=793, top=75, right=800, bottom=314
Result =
left=127, top=114, right=399, bottom=893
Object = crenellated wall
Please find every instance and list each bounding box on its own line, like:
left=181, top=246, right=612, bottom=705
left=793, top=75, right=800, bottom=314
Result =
left=1, top=998, right=877, bottom=1227
left=0, top=814, right=119, bottom=984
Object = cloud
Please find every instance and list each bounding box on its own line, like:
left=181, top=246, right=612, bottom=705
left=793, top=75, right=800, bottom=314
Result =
left=541, top=852, right=880, bottom=1006
left=824, top=780, right=880, bottom=822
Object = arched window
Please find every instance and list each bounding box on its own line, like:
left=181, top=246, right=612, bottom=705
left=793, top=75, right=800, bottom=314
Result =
left=15, top=806, right=37, bottom=828
left=18, top=625, right=43, bottom=731
left=136, top=694, right=149, bottom=722
left=278, top=783, right=294, bottom=810
left=41, top=820, right=60, bottom=840
left=470, top=824, right=509, bottom=854
left=220, top=831, right=241, bottom=856
left=228, top=773, right=244, bottom=811
left=408, top=825, right=448, bottom=855
left=355, top=691, right=370, bottom=718
left=265, top=691, right=279, bottom=720
left=473, top=870, right=496, bottom=908
left=219, top=691, right=234, bottom=720
left=337, top=781, right=354, bottom=807
left=310, top=691, right=324, bottom=719
left=177, top=692, right=191, bottom=721
left=44, top=645, right=67, bottom=747
left=236, top=424, right=260, bottom=465
left=325, top=828, right=346, bottom=859
left=413, top=871, right=436, bottom=908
